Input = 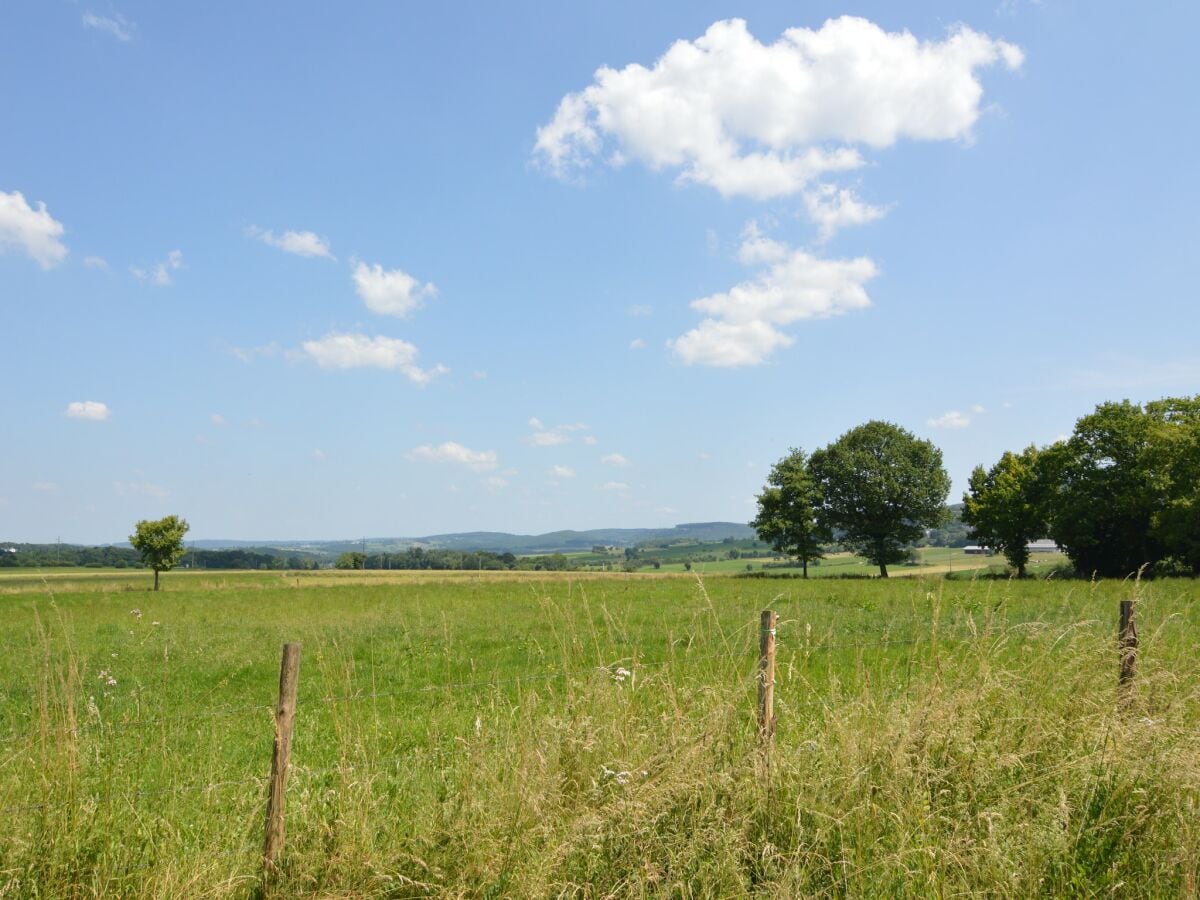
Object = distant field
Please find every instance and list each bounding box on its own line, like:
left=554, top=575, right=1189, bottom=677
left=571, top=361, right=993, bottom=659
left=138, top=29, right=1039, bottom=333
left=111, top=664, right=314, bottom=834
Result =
left=657, top=546, right=1068, bottom=577
left=0, top=570, right=1195, bottom=896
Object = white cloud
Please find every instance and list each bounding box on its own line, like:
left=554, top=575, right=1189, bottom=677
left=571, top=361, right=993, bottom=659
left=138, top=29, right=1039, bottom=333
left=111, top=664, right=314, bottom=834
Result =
left=582, top=435, right=598, bottom=446
left=31, top=481, right=60, bottom=493
left=210, top=413, right=226, bottom=426
left=627, top=304, right=654, bottom=317
left=484, top=475, right=509, bottom=489
left=527, top=418, right=590, bottom=447
left=83, top=255, right=109, bottom=270
left=64, top=400, right=110, bottom=421
left=737, top=222, right=790, bottom=265
left=312, top=448, right=327, bottom=461
left=535, top=16, right=1022, bottom=199
left=131, top=249, right=183, bottom=287
left=229, top=343, right=281, bottom=363
left=473, top=370, right=488, bottom=380
left=601, top=481, right=629, bottom=492
left=353, top=261, right=436, bottom=318
left=971, top=403, right=986, bottom=414
left=529, top=430, right=568, bottom=447
left=406, top=441, right=498, bottom=472
left=629, top=338, right=646, bottom=350
left=82, top=11, right=134, bottom=42
left=0, top=190, right=68, bottom=269
left=672, top=228, right=877, bottom=367
left=300, top=332, right=447, bottom=384
left=804, top=184, right=888, bottom=241
left=928, top=410, right=972, bottom=429
left=247, top=226, right=334, bottom=260
left=114, top=481, right=168, bottom=498
left=550, top=465, right=576, bottom=479
left=601, top=453, right=631, bottom=467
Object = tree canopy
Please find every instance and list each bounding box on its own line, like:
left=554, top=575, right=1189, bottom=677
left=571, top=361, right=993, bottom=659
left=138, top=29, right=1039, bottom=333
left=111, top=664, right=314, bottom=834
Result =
left=962, top=445, right=1046, bottom=576
left=809, top=421, right=950, bottom=577
left=129, top=515, right=190, bottom=590
left=1039, top=396, right=1200, bottom=577
left=751, top=448, right=830, bottom=578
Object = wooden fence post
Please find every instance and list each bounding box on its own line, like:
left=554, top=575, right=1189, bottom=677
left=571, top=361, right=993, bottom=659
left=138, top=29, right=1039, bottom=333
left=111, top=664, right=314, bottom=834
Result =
left=263, top=642, right=301, bottom=875
left=1118, top=600, right=1137, bottom=700
left=758, top=610, right=777, bottom=740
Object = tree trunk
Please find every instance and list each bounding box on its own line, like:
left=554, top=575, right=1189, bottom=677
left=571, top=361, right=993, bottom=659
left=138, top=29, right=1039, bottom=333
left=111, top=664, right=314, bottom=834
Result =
left=879, top=561, right=889, bottom=578
left=1017, top=562, right=1026, bottom=578
left=802, top=558, right=808, bottom=579
left=153, top=568, right=160, bottom=591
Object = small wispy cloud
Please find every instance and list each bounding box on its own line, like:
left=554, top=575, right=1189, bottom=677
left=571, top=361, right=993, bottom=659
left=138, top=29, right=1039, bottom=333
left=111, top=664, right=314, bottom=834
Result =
left=246, top=226, right=335, bottom=260
left=83, top=255, right=109, bottom=270
left=82, top=11, right=134, bottom=42
left=353, top=261, right=436, bottom=318
left=627, top=304, right=653, bottom=317
left=527, top=418, right=590, bottom=447
left=64, top=400, right=110, bottom=421
left=114, top=481, right=168, bottom=498
left=601, top=481, right=629, bottom=492
left=228, top=343, right=281, bottom=364
left=601, top=453, right=631, bottom=467
left=406, top=441, right=498, bottom=472
left=927, top=410, right=972, bottom=429
left=131, top=249, right=183, bottom=286
left=549, top=465, right=576, bottom=479
left=299, top=332, right=448, bottom=384
left=629, top=338, right=646, bottom=350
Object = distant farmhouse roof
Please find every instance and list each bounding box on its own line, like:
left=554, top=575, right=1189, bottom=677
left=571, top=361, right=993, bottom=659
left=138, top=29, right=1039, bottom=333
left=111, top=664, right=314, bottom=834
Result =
left=1026, top=539, right=1060, bottom=552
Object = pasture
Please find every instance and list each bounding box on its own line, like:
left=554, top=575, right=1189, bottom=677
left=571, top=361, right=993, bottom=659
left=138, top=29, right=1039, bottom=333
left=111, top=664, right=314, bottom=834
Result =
left=0, top=569, right=1197, bottom=897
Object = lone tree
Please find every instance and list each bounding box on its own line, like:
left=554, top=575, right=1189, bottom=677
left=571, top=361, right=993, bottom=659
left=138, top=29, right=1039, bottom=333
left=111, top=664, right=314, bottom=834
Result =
left=751, top=448, right=831, bottom=578
left=809, top=421, right=950, bottom=577
left=129, top=514, right=190, bottom=591
left=962, top=445, right=1046, bottom=577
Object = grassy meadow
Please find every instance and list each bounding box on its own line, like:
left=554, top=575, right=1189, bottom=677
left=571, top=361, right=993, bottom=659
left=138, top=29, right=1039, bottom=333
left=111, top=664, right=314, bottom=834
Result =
left=0, top=568, right=1197, bottom=897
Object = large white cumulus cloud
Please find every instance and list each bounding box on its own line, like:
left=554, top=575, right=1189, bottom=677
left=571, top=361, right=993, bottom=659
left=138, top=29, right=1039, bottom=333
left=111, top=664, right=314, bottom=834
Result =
left=536, top=16, right=1022, bottom=199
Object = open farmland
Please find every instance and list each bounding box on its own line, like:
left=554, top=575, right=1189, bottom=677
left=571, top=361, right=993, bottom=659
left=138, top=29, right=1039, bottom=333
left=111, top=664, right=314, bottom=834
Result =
left=0, top=570, right=1197, bottom=897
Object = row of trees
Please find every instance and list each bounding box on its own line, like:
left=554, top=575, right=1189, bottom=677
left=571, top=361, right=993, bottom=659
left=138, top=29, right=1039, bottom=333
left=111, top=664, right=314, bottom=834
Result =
left=964, top=397, right=1199, bottom=577
left=752, top=421, right=950, bottom=578
left=754, top=397, right=1199, bottom=580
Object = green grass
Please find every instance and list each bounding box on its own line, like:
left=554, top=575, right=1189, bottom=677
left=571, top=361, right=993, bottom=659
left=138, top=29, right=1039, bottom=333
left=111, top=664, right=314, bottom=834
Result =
left=0, top=570, right=1196, bottom=896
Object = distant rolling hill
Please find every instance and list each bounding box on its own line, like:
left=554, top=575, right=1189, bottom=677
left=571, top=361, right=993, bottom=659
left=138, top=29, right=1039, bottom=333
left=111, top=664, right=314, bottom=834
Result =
left=183, top=522, right=756, bottom=556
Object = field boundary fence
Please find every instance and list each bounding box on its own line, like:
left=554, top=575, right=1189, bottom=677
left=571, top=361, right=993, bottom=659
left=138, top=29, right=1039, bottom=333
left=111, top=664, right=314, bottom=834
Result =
left=0, top=597, right=1143, bottom=885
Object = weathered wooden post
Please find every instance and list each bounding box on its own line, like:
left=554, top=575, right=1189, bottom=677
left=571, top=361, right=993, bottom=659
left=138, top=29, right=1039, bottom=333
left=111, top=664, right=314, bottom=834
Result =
left=1118, top=600, right=1137, bottom=701
left=758, top=610, right=777, bottom=740
left=263, top=642, right=301, bottom=874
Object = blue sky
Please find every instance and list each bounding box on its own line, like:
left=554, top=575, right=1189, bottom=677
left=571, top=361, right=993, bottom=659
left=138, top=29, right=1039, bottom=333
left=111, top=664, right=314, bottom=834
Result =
left=3, top=1, right=1198, bottom=543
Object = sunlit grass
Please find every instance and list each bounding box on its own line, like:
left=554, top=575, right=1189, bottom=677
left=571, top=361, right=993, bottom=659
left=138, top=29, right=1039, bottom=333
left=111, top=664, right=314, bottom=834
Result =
left=0, top=573, right=1196, bottom=896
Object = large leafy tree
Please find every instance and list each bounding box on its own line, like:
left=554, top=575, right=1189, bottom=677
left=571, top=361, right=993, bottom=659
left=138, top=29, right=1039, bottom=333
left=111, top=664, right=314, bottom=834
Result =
left=1151, top=398, right=1200, bottom=574
left=129, top=514, right=190, bottom=591
left=962, top=445, right=1046, bottom=577
left=751, top=448, right=831, bottom=578
left=809, top=421, right=951, bottom=577
left=1042, top=396, right=1200, bottom=577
